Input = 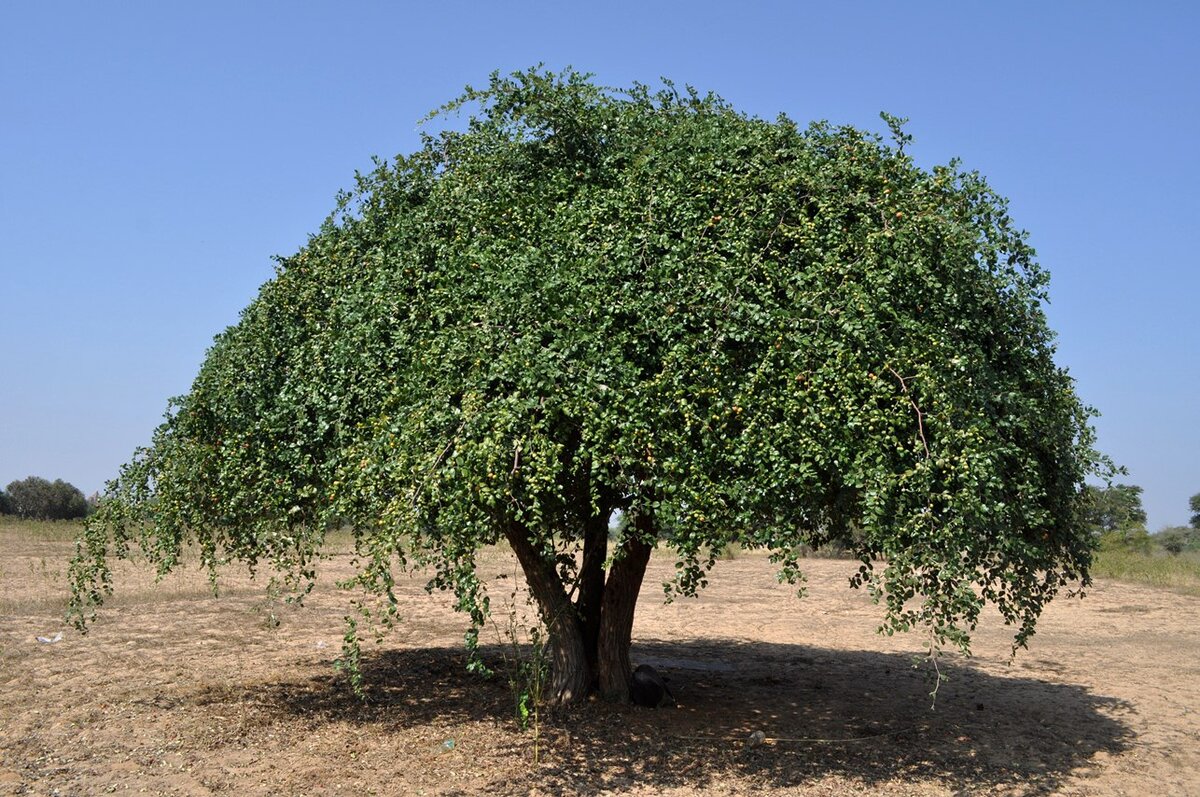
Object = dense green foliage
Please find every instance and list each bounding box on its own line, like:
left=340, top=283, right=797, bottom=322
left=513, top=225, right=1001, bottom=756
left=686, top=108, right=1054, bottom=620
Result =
left=72, top=69, right=1106, bottom=693
left=1153, top=526, right=1200, bottom=556
left=5, top=476, right=88, bottom=520
left=1083, top=483, right=1149, bottom=553
left=1190, top=492, right=1200, bottom=529
left=1082, top=483, right=1147, bottom=534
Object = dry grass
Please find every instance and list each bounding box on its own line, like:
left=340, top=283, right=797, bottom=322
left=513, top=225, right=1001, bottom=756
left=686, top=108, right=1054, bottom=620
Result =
left=3, top=516, right=1200, bottom=795
left=0, top=518, right=267, bottom=615
left=1091, top=548, right=1200, bottom=596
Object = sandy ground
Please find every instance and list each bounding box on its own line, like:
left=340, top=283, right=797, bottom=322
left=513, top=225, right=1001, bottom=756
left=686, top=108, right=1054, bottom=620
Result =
left=2, top=530, right=1198, bottom=796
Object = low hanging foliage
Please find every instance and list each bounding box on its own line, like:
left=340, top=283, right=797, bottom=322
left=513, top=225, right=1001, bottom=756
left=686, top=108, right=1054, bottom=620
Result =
left=70, top=68, right=1108, bottom=702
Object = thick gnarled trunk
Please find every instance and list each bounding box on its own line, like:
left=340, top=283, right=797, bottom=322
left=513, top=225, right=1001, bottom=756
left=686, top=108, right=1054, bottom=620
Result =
left=576, top=511, right=608, bottom=677
left=503, top=522, right=590, bottom=704
left=597, top=522, right=653, bottom=701
left=502, top=505, right=653, bottom=705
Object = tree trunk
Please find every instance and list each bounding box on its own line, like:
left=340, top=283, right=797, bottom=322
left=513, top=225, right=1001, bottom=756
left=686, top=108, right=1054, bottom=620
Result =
left=597, top=518, right=654, bottom=701
left=503, top=521, right=591, bottom=705
left=576, top=510, right=608, bottom=677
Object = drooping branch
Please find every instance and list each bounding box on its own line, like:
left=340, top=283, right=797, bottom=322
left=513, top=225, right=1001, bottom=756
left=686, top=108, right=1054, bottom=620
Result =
left=410, top=420, right=466, bottom=508
left=887, top=366, right=931, bottom=458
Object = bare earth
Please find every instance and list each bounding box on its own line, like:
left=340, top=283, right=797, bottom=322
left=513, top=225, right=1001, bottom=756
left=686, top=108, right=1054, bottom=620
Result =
left=2, top=530, right=1198, bottom=796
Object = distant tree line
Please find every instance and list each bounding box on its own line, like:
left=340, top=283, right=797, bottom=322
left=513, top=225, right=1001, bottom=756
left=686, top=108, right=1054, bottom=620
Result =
left=1083, top=483, right=1150, bottom=552
left=1154, top=491, right=1200, bottom=555
left=1084, top=484, right=1200, bottom=556
left=0, top=476, right=93, bottom=520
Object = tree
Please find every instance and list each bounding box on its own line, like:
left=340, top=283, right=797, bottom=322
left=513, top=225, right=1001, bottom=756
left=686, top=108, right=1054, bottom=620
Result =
left=1153, top=526, right=1200, bottom=556
left=1081, top=483, right=1147, bottom=533
left=1082, top=484, right=1149, bottom=551
left=6, top=476, right=89, bottom=520
left=1190, top=492, right=1200, bottom=529
left=0, top=489, right=10, bottom=515
left=70, top=68, right=1106, bottom=705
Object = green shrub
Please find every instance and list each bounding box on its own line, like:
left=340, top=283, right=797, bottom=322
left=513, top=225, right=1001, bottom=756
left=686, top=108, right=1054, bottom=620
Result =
left=1098, top=527, right=1152, bottom=554
left=1153, top=526, right=1200, bottom=556
left=4, top=476, right=89, bottom=520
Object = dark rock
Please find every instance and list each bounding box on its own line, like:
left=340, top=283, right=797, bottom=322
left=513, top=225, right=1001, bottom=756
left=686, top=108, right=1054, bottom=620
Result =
left=630, top=664, right=676, bottom=708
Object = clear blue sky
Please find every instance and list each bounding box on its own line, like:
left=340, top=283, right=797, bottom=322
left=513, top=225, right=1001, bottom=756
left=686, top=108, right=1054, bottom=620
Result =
left=2, top=2, right=1196, bottom=529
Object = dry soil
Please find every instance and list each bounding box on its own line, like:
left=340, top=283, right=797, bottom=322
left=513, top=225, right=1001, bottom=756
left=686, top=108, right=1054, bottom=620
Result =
left=2, top=529, right=1197, bottom=796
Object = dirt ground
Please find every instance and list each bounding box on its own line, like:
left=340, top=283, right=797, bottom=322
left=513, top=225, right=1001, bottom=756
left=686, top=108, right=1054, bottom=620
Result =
left=2, top=526, right=1198, bottom=796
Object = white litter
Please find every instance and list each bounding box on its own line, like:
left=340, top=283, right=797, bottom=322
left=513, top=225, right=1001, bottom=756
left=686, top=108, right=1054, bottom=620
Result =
left=36, top=632, right=64, bottom=644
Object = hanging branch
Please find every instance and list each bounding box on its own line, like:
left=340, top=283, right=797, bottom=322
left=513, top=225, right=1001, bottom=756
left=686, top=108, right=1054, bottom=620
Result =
left=887, top=366, right=931, bottom=459
left=411, top=420, right=467, bottom=508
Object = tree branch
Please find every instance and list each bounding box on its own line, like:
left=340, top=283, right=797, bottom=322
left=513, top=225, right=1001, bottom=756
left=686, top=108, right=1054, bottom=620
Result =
left=887, top=366, right=931, bottom=459
left=410, top=420, right=466, bottom=508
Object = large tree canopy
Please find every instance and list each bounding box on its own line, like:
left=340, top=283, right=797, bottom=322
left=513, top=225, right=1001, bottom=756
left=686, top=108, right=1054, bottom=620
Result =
left=71, top=69, right=1106, bottom=704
